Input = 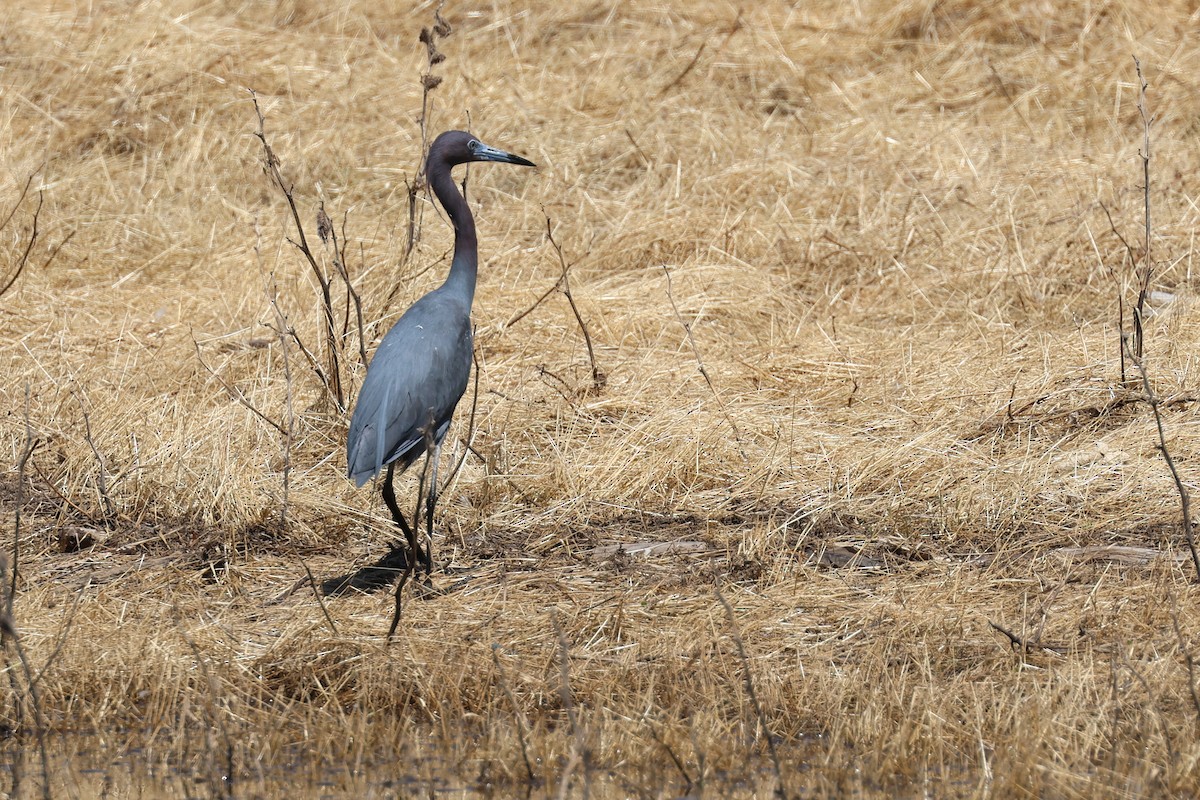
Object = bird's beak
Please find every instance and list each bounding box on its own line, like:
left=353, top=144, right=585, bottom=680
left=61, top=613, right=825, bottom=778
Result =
left=474, top=142, right=536, bottom=167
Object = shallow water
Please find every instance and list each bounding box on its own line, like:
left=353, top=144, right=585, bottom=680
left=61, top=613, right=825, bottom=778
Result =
left=0, top=734, right=977, bottom=798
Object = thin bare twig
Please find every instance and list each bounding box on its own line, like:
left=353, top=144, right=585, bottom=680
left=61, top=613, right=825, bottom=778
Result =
left=663, top=265, right=746, bottom=457
left=266, top=288, right=296, bottom=529
left=1168, top=596, right=1200, bottom=724
left=250, top=90, right=345, bottom=411
left=641, top=708, right=693, bottom=791
left=405, top=1, right=451, bottom=260
left=254, top=216, right=296, bottom=529
left=336, top=209, right=369, bottom=368
left=623, top=128, right=650, bottom=168
left=192, top=334, right=288, bottom=436
left=1111, top=61, right=1200, bottom=580
left=172, top=607, right=236, bottom=799
left=0, top=606, right=51, bottom=800
left=491, top=645, right=537, bottom=786
left=1099, top=201, right=1131, bottom=384
left=443, top=344, right=482, bottom=494
left=300, top=560, right=338, bottom=635
left=1131, top=56, right=1154, bottom=361
left=656, top=9, right=742, bottom=98
left=318, top=203, right=368, bottom=383
left=4, top=392, right=51, bottom=798
left=32, top=577, right=90, bottom=688
left=0, top=173, right=34, bottom=232
left=10, top=386, right=39, bottom=619
left=552, top=612, right=590, bottom=800
left=29, top=462, right=89, bottom=521
left=466, top=441, right=534, bottom=505
left=506, top=276, right=564, bottom=328
left=75, top=392, right=116, bottom=521
left=545, top=215, right=605, bottom=393
left=0, top=181, right=42, bottom=300
left=988, top=619, right=1067, bottom=655
left=985, top=59, right=1036, bottom=137
left=658, top=41, right=707, bottom=97
left=1119, top=647, right=1177, bottom=768
left=1124, top=340, right=1200, bottom=580
left=716, top=588, right=786, bottom=799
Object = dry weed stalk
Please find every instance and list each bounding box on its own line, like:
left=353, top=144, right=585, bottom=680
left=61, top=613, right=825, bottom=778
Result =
left=0, top=594, right=50, bottom=800
left=172, top=607, right=235, bottom=800
left=317, top=203, right=369, bottom=370
left=1, top=388, right=50, bottom=800
left=1111, top=59, right=1200, bottom=580
left=656, top=8, right=743, bottom=97
left=1168, top=598, right=1200, bottom=724
left=552, top=612, right=591, bottom=799
left=1124, top=341, right=1200, bottom=578
left=1130, top=56, right=1154, bottom=362
left=267, top=286, right=297, bottom=528
left=75, top=391, right=116, bottom=522
left=405, top=1, right=452, bottom=260
left=255, top=212, right=299, bottom=529
left=640, top=708, right=694, bottom=791
left=250, top=91, right=357, bottom=412
left=1118, top=645, right=1177, bottom=780
left=545, top=216, right=605, bottom=393
left=0, top=175, right=41, bottom=300
left=300, top=560, right=337, bottom=634
left=192, top=334, right=287, bottom=436
left=441, top=347, right=483, bottom=503
left=716, top=589, right=786, bottom=800
left=491, top=644, right=537, bottom=786
left=9, top=387, right=38, bottom=614
left=1098, top=201, right=1132, bottom=383
left=664, top=266, right=745, bottom=457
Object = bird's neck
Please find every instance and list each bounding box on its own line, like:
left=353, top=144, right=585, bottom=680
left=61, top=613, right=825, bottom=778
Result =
left=430, top=162, right=478, bottom=306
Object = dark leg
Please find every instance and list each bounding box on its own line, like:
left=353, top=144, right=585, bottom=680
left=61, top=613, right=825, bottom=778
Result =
left=321, top=464, right=423, bottom=596
left=382, top=463, right=427, bottom=569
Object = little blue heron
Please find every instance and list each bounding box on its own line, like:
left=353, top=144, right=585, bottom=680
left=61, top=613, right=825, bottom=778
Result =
left=322, top=131, right=535, bottom=603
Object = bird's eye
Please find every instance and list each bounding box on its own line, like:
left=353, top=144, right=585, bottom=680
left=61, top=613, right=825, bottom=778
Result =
left=468, top=139, right=480, bottom=152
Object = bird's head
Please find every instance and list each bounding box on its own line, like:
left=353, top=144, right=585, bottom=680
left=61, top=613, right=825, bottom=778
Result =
left=429, top=130, right=536, bottom=168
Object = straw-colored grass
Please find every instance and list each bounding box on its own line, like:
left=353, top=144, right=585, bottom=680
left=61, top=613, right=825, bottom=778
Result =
left=3, top=0, right=1200, bottom=795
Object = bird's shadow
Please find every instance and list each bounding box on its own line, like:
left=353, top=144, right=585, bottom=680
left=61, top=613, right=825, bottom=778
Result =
left=320, top=545, right=414, bottom=596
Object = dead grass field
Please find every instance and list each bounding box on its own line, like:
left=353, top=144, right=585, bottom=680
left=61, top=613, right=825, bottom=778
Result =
left=3, top=0, right=1200, bottom=796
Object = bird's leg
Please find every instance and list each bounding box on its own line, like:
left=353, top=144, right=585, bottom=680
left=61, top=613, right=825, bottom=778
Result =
left=382, top=463, right=427, bottom=570
left=319, top=464, right=417, bottom=595
left=412, top=444, right=434, bottom=579
left=423, top=436, right=445, bottom=579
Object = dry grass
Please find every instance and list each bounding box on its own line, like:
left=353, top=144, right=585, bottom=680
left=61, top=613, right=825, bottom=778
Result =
left=4, top=0, right=1200, bottom=795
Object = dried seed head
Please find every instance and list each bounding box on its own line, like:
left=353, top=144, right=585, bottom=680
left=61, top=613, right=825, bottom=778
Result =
left=433, top=11, right=452, bottom=38
left=422, top=74, right=442, bottom=91
left=430, top=52, right=445, bottom=65
left=316, top=206, right=332, bottom=244
left=419, top=27, right=433, bottom=45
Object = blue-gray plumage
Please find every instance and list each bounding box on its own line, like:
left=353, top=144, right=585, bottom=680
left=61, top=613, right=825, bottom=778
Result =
left=327, top=130, right=534, bottom=603
left=345, top=289, right=472, bottom=487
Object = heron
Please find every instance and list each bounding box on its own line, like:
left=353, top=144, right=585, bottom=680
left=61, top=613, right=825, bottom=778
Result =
left=322, top=130, right=535, bottom=610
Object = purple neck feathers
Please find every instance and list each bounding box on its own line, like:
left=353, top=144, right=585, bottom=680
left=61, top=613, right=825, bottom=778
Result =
left=428, top=150, right=478, bottom=306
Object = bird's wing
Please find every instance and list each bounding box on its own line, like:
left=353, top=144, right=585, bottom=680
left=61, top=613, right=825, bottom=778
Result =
left=347, top=293, right=473, bottom=486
